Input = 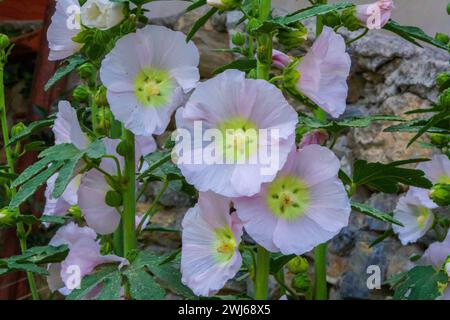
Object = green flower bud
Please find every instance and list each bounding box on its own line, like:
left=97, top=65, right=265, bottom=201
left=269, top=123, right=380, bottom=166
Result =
left=291, top=273, right=311, bottom=293
left=282, top=59, right=301, bottom=90
left=96, top=106, right=112, bottom=135
left=105, top=190, right=123, bottom=208
left=430, top=133, right=450, bottom=147
left=77, top=62, right=97, bottom=83
left=435, top=32, right=450, bottom=45
left=436, top=72, right=450, bottom=91
left=447, top=2, right=450, bottom=15
left=439, top=88, right=450, bottom=108
left=232, top=32, right=246, bottom=46
left=429, top=183, right=450, bottom=207
left=73, top=84, right=90, bottom=102
left=206, top=0, right=242, bottom=10
left=287, top=256, right=309, bottom=274
left=11, top=122, right=27, bottom=138
left=277, top=23, right=308, bottom=50
left=116, top=140, right=131, bottom=156
left=341, top=7, right=361, bottom=32
left=323, top=11, right=341, bottom=28
left=94, top=85, right=108, bottom=107
left=0, top=208, right=17, bottom=227
left=68, top=205, right=83, bottom=220
left=0, top=34, right=10, bottom=51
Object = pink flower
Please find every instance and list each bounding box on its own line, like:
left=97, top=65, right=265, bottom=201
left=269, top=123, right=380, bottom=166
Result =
left=175, top=70, right=298, bottom=197
left=47, top=0, right=82, bottom=61
left=142, top=1, right=190, bottom=20
left=356, top=0, right=394, bottom=29
left=100, top=25, right=200, bottom=137
left=272, top=49, right=291, bottom=69
left=47, top=222, right=127, bottom=295
left=181, top=192, right=243, bottom=296
left=234, top=145, right=350, bottom=255
left=296, top=26, right=351, bottom=118
left=299, top=130, right=329, bottom=149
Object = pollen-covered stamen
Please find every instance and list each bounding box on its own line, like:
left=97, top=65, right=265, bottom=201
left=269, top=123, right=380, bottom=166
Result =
left=134, top=68, right=174, bottom=108
left=213, top=226, right=237, bottom=263
left=267, top=176, right=310, bottom=220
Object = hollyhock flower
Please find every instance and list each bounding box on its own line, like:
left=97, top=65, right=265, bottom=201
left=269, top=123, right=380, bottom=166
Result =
left=43, top=101, right=88, bottom=218
left=47, top=222, right=126, bottom=294
left=356, top=0, right=394, bottom=29
left=47, top=0, right=82, bottom=61
left=299, top=130, right=329, bottom=148
left=295, top=26, right=351, bottom=118
left=100, top=25, right=200, bottom=137
left=421, top=230, right=450, bottom=300
left=272, top=49, right=291, bottom=69
left=142, top=1, right=190, bottom=20
left=81, top=0, right=125, bottom=30
left=234, top=144, right=351, bottom=255
left=181, top=192, right=243, bottom=296
left=392, top=189, right=437, bottom=245
left=174, top=70, right=298, bottom=197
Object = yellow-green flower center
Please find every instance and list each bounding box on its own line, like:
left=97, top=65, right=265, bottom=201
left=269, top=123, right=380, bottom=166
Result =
left=416, top=206, right=431, bottom=229
left=437, top=175, right=450, bottom=184
left=134, top=68, right=174, bottom=108
left=267, top=176, right=310, bottom=220
left=213, top=226, right=237, bottom=263
left=218, top=117, right=258, bottom=163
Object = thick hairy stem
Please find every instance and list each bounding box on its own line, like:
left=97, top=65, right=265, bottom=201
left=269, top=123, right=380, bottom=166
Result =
left=0, top=65, right=39, bottom=300
left=254, top=0, right=273, bottom=300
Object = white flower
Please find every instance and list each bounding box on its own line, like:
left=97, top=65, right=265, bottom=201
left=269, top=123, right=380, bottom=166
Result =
left=81, top=0, right=125, bottom=30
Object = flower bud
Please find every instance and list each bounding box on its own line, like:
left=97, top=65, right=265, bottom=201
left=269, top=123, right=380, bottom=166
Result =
left=436, top=72, right=450, bottom=91
left=282, top=59, right=301, bottom=90
left=94, top=85, right=108, bottom=107
left=73, top=84, right=91, bottom=102
left=291, top=273, right=311, bottom=293
left=272, top=49, right=292, bottom=70
left=0, top=208, right=17, bottom=227
left=68, top=205, right=83, bottom=220
left=299, top=130, right=329, bottom=148
left=77, top=62, right=97, bottom=83
left=0, top=34, right=10, bottom=51
left=287, top=256, right=309, bottom=274
left=105, top=190, right=123, bottom=208
left=430, top=133, right=450, bottom=147
left=96, top=106, right=112, bottom=135
left=232, top=32, right=246, bottom=46
left=323, top=11, right=341, bottom=28
left=207, top=0, right=242, bottom=10
left=11, top=122, right=27, bottom=138
left=429, top=183, right=450, bottom=207
left=277, top=23, right=308, bottom=50
left=435, top=32, right=450, bottom=45
left=116, top=140, right=131, bottom=156
left=439, top=88, right=450, bottom=108
left=341, top=7, right=362, bottom=32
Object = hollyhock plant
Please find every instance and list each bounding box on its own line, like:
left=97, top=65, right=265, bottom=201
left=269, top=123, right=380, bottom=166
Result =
left=81, top=0, right=125, bottom=30
left=100, top=25, right=200, bottom=137
left=234, top=144, right=351, bottom=255
left=47, top=0, right=82, bottom=61
left=174, top=69, right=298, bottom=197
left=181, top=192, right=243, bottom=296
left=272, top=49, right=291, bottom=70
left=47, top=222, right=127, bottom=295
left=356, top=0, right=394, bottom=29
left=294, top=26, right=351, bottom=118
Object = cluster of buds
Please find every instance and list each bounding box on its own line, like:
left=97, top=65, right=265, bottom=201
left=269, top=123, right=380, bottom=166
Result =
left=287, top=256, right=311, bottom=294
left=276, top=23, right=308, bottom=50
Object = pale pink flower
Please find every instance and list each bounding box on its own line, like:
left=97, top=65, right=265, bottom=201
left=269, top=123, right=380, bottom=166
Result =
left=296, top=26, right=351, bottom=118
left=299, top=130, right=329, bottom=148
left=356, top=0, right=394, bottom=29
left=142, top=1, right=190, bottom=20
left=47, top=0, right=82, bottom=61
left=234, top=145, right=350, bottom=255
left=181, top=192, right=243, bottom=296
left=100, top=25, right=200, bottom=137
left=47, top=222, right=127, bottom=295
left=175, top=70, right=298, bottom=197
left=272, top=49, right=291, bottom=69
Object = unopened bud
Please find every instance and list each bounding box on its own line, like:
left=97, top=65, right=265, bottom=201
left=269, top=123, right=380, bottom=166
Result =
left=430, top=133, right=450, bottom=147
left=277, top=23, right=308, bottom=50
left=94, top=86, right=108, bottom=107
left=291, top=273, right=311, bottom=293
left=11, top=122, right=27, bottom=138
left=0, top=208, right=17, bottom=227
left=429, top=183, right=450, bottom=207
left=436, top=72, right=450, bottom=91
left=323, top=11, right=341, bottom=28
left=77, top=62, right=97, bottom=83
left=73, top=84, right=90, bottom=102
left=232, top=32, right=246, bottom=46
left=287, top=256, right=309, bottom=274
left=68, top=205, right=82, bottom=220
left=116, top=140, right=131, bottom=156
left=435, top=32, right=450, bottom=45
left=439, top=88, right=450, bottom=108
left=105, top=190, right=123, bottom=207
left=0, top=34, right=10, bottom=51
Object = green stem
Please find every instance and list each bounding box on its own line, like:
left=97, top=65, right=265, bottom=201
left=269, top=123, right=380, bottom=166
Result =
left=253, top=0, right=273, bottom=301
left=122, top=128, right=136, bottom=257
left=90, top=96, right=98, bottom=132
left=113, top=220, right=124, bottom=257
left=314, top=242, right=327, bottom=300
left=0, top=64, right=39, bottom=300
left=137, top=179, right=168, bottom=234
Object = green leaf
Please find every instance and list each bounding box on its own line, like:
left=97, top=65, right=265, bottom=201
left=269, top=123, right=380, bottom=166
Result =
left=369, top=229, right=395, bottom=248
left=213, top=59, right=257, bottom=74
left=45, top=55, right=87, bottom=91
left=39, top=143, right=81, bottom=160
left=67, top=264, right=122, bottom=300
left=186, top=0, right=206, bottom=12
left=275, top=3, right=354, bottom=26
left=7, top=119, right=54, bottom=146
left=9, top=162, right=64, bottom=208
left=351, top=201, right=403, bottom=226
left=52, top=154, right=83, bottom=198
left=384, top=119, right=449, bottom=134
left=95, top=271, right=122, bottom=300
left=40, top=215, right=67, bottom=225
left=384, top=21, right=450, bottom=51
left=392, top=266, right=448, bottom=300
left=186, top=8, right=218, bottom=42
left=12, top=157, right=57, bottom=188
left=124, top=268, right=166, bottom=300
left=352, top=159, right=433, bottom=193
left=85, top=139, right=106, bottom=159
